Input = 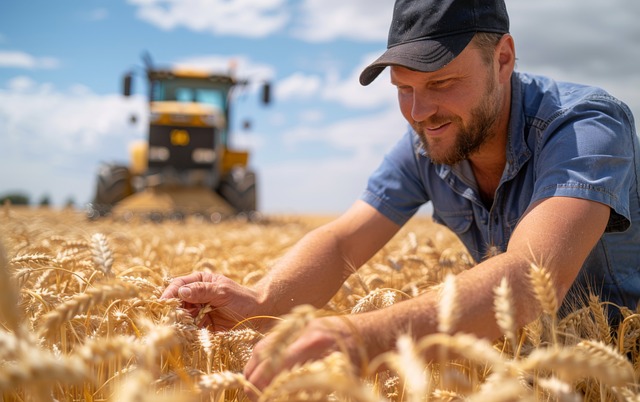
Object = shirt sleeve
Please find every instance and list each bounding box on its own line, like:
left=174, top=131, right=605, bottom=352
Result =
left=360, top=128, right=430, bottom=226
left=530, top=95, right=637, bottom=232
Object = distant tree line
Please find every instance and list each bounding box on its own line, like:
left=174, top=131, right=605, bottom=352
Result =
left=0, top=192, right=77, bottom=208
left=0, top=192, right=30, bottom=205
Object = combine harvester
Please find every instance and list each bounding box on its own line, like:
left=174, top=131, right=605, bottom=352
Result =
left=87, top=55, right=271, bottom=222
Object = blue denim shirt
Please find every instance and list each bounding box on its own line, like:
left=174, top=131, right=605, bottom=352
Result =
left=361, top=71, right=640, bottom=313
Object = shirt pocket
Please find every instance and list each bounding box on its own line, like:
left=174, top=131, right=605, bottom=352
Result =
left=432, top=208, right=474, bottom=235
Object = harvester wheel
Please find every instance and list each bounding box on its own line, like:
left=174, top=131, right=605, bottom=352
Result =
left=217, top=168, right=257, bottom=214
left=90, top=163, right=133, bottom=217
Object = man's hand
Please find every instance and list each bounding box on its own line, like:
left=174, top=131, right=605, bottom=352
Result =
left=161, top=271, right=264, bottom=331
left=243, top=315, right=364, bottom=395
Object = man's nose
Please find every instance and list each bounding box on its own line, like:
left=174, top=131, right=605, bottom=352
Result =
left=411, top=91, right=438, bottom=122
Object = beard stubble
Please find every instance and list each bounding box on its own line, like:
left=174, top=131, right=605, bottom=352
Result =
left=413, top=73, right=502, bottom=166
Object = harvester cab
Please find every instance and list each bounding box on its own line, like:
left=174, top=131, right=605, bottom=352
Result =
left=87, top=56, right=271, bottom=221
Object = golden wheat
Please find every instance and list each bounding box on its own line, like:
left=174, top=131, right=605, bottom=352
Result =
left=0, top=207, right=638, bottom=401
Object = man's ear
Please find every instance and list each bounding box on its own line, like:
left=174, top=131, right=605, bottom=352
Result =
left=496, top=34, right=516, bottom=83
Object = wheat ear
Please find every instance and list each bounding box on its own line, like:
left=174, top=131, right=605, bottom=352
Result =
left=199, top=371, right=253, bottom=394
left=198, top=327, right=214, bottom=372
left=38, top=282, right=138, bottom=339
left=0, top=348, right=88, bottom=392
left=259, top=352, right=378, bottom=402
left=352, top=288, right=401, bottom=314
left=528, top=262, right=558, bottom=345
left=493, top=276, right=517, bottom=351
left=437, top=273, right=458, bottom=334
left=518, top=344, right=634, bottom=387
left=576, top=340, right=635, bottom=384
left=91, top=233, right=114, bottom=277
left=259, top=304, right=317, bottom=371
left=528, top=262, right=558, bottom=316
left=588, top=294, right=612, bottom=344
left=10, top=253, right=56, bottom=266
left=416, top=332, right=506, bottom=370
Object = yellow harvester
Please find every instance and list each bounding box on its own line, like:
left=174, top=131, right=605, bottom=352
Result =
left=88, top=55, right=270, bottom=221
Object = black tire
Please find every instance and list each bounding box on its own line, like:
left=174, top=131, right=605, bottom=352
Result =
left=92, top=163, right=133, bottom=211
left=217, top=168, right=257, bottom=213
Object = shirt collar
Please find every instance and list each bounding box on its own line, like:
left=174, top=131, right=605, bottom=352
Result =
left=503, top=72, right=532, bottom=180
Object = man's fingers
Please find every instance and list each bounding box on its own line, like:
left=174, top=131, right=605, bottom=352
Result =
left=160, top=272, right=213, bottom=299
left=244, top=351, right=276, bottom=398
left=175, top=281, right=220, bottom=304
left=244, top=336, right=268, bottom=379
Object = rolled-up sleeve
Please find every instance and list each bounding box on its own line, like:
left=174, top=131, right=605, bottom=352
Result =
left=531, top=95, right=636, bottom=232
left=360, top=129, right=430, bottom=226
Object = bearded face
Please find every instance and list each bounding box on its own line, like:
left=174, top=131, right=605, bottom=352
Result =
left=412, top=70, right=502, bottom=165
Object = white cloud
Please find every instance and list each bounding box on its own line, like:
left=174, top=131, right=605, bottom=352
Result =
left=261, top=109, right=410, bottom=214
left=0, top=81, right=145, bottom=152
left=281, top=106, right=404, bottom=153
left=293, top=0, right=392, bottom=42
left=299, top=109, right=324, bottom=124
left=173, top=55, right=275, bottom=90
left=7, top=76, right=37, bottom=91
left=275, top=72, right=321, bottom=101
left=261, top=152, right=372, bottom=214
left=0, top=79, right=146, bottom=204
left=508, top=0, right=640, bottom=130
left=321, top=53, right=396, bottom=109
left=0, top=51, right=60, bottom=69
left=127, top=0, right=289, bottom=37
left=509, top=0, right=640, bottom=77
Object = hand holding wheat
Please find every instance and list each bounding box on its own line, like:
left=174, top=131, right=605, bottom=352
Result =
left=161, top=271, right=265, bottom=331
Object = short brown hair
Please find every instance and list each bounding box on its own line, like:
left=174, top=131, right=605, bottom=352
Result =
left=471, top=32, right=504, bottom=65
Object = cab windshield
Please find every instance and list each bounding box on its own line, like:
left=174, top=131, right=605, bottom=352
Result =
left=150, top=78, right=229, bottom=110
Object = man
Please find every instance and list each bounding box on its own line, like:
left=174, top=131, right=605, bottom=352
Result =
left=161, top=0, right=640, bottom=392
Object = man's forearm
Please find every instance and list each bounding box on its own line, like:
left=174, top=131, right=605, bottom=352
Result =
left=347, top=252, right=541, bottom=361
left=252, top=224, right=356, bottom=317
left=251, top=201, right=401, bottom=318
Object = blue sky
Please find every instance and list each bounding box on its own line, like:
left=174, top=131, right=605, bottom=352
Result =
left=1, top=0, right=639, bottom=215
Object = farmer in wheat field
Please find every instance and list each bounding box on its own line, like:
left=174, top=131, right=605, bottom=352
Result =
left=162, top=0, right=640, bottom=392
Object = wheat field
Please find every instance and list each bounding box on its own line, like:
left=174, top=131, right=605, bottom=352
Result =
left=1, top=204, right=638, bottom=401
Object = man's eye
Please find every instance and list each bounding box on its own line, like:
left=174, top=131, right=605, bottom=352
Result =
left=431, top=79, right=451, bottom=88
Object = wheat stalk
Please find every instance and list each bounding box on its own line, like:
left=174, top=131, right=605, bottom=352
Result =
left=392, top=335, right=428, bottom=402
left=74, top=335, right=137, bottom=365
left=0, top=239, right=20, bottom=333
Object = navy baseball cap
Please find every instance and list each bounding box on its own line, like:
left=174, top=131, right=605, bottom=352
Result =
left=359, top=0, right=510, bottom=86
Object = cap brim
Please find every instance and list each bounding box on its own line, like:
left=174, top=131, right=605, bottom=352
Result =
left=359, top=31, right=475, bottom=86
